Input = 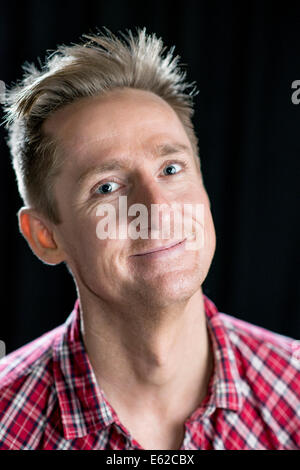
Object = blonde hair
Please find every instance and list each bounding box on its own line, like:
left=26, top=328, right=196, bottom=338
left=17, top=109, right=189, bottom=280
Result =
left=3, top=27, right=200, bottom=224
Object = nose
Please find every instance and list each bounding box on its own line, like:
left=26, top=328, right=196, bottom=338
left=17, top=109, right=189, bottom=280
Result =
left=134, top=174, right=170, bottom=206
left=129, top=175, right=175, bottom=237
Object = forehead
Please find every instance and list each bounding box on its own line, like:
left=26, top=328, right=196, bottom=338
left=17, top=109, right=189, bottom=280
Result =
left=43, top=88, right=190, bottom=160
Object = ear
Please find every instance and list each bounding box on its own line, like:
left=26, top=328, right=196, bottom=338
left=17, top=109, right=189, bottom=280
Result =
left=18, top=207, right=66, bottom=265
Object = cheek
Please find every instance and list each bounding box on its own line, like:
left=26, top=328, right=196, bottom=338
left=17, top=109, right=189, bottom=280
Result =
left=205, top=210, right=216, bottom=253
left=185, top=186, right=216, bottom=256
left=178, top=176, right=206, bottom=204
left=78, top=234, right=129, bottom=280
left=58, top=216, right=100, bottom=266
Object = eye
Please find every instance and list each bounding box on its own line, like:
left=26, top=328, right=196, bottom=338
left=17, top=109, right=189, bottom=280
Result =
left=95, top=181, right=121, bottom=195
left=162, top=162, right=185, bottom=176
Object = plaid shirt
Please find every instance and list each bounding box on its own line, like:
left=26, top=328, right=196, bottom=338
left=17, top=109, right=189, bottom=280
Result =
left=0, top=295, right=299, bottom=450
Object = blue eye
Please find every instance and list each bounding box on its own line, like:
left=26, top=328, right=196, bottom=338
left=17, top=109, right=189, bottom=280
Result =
left=96, top=181, right=121, bottom=195
left=163, top=163, right=183, bottom=176
left=94, top=160, right=187, bottom=196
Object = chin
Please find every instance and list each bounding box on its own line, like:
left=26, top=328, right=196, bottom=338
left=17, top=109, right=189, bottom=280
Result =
left=130, top=268, right=204, bottom=309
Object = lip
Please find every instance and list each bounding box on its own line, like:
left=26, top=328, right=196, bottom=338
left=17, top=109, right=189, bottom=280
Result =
left=132, top=238, right=187, bottom=257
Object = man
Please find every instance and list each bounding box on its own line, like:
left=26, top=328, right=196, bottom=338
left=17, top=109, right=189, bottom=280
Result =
left=0, top=27, right=299, bottom=450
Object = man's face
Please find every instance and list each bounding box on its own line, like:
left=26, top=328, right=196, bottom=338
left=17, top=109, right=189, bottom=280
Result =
left=44, top=88, right=216, bottom=310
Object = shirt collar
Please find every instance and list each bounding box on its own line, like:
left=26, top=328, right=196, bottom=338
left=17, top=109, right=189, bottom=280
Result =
left=200, top=294, right=244, bottom=414
left=52, top=299, right=116, bottom=439
left=53, top=294, right=244, bottom=440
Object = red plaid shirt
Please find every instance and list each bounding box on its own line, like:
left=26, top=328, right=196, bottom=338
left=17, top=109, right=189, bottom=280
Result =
left=0, top=295, right=299, bottom=450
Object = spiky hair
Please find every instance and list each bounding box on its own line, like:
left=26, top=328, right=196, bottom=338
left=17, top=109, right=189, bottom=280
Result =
left=3, top=27, right=200, bottom=224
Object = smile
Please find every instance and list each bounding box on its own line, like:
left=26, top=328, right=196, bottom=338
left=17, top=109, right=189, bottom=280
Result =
left=131, top=238, right=187, bottom=258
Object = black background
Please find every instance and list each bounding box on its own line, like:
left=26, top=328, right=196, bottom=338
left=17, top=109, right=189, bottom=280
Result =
left=0, top=0, right=299, bottom=354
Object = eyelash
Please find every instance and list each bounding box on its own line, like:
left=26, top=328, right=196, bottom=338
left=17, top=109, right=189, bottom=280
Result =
left=92, top=159, right=189, bottom=197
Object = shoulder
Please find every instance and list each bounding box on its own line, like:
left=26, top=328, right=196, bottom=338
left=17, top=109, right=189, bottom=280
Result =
left=219, top=311, right=300, bottom=367
left=0, top=324, right=64, bottom=387
left=219, top=312, right=300, bottom=447
left=0, top=324, right=64, bottom=449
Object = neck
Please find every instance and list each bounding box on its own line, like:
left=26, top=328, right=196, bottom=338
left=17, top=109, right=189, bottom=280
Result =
left=80, top=287, right=214, bottom=421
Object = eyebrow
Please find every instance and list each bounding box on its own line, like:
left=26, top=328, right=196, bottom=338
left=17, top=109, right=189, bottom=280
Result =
left=76, top=142, right=192, bottom=186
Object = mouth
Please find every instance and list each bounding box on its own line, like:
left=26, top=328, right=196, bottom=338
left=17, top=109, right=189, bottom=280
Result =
left=132, top=238, right=187, bottom=257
